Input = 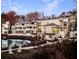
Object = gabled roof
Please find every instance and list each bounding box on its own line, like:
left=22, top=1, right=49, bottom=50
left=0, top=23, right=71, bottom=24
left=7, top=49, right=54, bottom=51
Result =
left=43, top=23, right=60, bottom=26
left=37, top=18, right=68, bottom=26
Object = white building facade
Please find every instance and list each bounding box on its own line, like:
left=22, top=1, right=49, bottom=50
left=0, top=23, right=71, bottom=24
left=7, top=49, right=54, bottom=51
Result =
left=1, top=16, right=76, bottom=40
left=1, top=21, right=10, bottom=34
left=36, top=18, right=69, bottom=40
left=11, top=21, right=37, bottom=35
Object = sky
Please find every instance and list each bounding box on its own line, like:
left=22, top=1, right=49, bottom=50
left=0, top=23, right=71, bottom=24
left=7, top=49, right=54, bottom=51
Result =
left=1, top=0, right=76, bottom=16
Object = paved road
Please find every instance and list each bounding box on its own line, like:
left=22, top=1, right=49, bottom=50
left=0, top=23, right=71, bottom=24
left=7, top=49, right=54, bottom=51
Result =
left=1, top=41, right=58, bottom=53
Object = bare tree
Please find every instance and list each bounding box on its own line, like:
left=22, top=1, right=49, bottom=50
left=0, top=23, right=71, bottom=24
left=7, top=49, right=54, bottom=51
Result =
left=26, top=11, right=40, bottom=22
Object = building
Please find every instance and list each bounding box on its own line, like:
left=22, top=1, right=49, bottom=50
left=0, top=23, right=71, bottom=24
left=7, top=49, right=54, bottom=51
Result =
left=69, top=14, right=77, bottom=38
left=36, top=18, right=68, bottom=40
left=1, top=14, right=77, bottom=40
left=1, top=21, right=10, bottom=34
left=11, top=21, right=37, bottom=35
left=1, top=18, right=69, bottom=40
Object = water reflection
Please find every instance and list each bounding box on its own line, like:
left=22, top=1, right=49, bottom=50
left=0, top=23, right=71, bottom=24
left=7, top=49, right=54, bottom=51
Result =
left=2, top=40, right=8, bottom=48
left=2, top=39, right=31, bottom=48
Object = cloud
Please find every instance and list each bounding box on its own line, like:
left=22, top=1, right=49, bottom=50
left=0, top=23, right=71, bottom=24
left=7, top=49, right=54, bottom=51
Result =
left=2, top=0, right=64, bottom=15
left=9, top=2, right=23, bottom=12
left=42, top=0, right=51, bottom=2
left=43, top=0, right=64, bottom=15
left=1, top=0, right=26, bottom=14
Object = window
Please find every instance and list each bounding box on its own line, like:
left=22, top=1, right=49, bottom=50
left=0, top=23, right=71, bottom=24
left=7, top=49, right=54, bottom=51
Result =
left=21, top=31, right=23, bottom=33
left=22, top=23, right=24, bottom=25
left=33, top=27, right=35, bottom=28
left=4, top=31, right=7, bottom=34
left=33, top=26, right=37, bottom=28
left=18, top=31, right=20, bottom=33
left=31, top=31, right=33, bottom=33
left=27, top=26, right=32, bottom=28
left=38, top=28, right=41, bottom=32
left=23, top=27, right=26, bottom=29
left=17, top=27, right=22, bottom=29
left=49, top=35, right=52, bottom=38
left=75, top=33, right=77, bottom=36
left=64, top=23, right=67, bottom=26
left=16, top=31, right=17, bottom=33
left=52, top=28, right=59, bottom=33
left=5, top=28, right=8, bottom=30
left=15, top=28, right=17, bottom=29
left=31, top=22, right=34, bottom=24
left=37, top=22, right=41, bottom=27
left=26, top=31, right=30, bottom=33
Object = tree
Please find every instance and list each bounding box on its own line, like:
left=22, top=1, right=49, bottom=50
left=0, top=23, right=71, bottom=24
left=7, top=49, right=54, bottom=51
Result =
left=6, top=11, right=16, bottom=25
left=26, top=11, right=40, bottom=22
left=60, top=12, right=65, bottom=17
left=1, top=12, right=7, bottom=23
left=51, top=14, right=56, bottom=19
